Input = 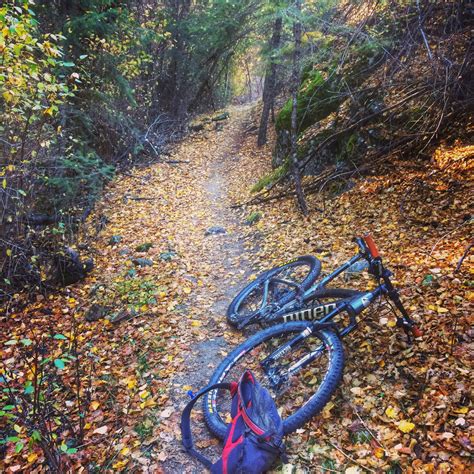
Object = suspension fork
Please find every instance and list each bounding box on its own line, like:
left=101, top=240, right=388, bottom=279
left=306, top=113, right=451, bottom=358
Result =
left=380, top=268, right=422, bottom=338
left=260, top=304, right=348, bottom=382
left=259, top=288, right=383, bottom=381
left=260, top=325, right=327, bottom=389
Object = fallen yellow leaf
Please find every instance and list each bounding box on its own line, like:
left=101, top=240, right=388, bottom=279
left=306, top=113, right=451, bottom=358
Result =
left=112, top=460, right=129, bottom=470
left=374, top=447, right=385, bottom=459
left=139, top=390, right=150, bottom=399
left=90, top=401, right=100, bottom=411
left=322, top=401, right=334, bottom=419
left=120, top=447, right=130, bottom=456
left=398, top=420, right=415, bottom=433
left=140, top=398, right=157, bottom=409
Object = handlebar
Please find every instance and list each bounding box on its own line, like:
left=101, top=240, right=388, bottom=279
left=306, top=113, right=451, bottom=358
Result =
left=355, top=234, right=381, bottom=259
left=363, top=234, right=380, bottom=258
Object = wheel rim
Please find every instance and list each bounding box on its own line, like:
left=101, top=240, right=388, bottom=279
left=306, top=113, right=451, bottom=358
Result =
left=208, top=328, right=332, bottom=428
left=232, top=261, right=315, bottom=320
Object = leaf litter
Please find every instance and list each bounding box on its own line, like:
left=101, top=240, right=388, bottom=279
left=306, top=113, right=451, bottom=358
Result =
left=0, top=105, right=472, bottom=472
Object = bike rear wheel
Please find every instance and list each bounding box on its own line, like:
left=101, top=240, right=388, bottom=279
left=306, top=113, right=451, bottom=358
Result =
left=226, top=256, right=321, bottom=327
left=203, top=322, right=344, bottom=438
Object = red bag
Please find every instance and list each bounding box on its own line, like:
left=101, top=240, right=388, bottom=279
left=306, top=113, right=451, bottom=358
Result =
left=180, top=370, right=286, bottom=473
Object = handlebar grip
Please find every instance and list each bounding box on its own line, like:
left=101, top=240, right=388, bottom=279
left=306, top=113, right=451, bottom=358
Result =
left=411, top=326, right=423, bottom=338
left=363, top=234, right=380, bottom=258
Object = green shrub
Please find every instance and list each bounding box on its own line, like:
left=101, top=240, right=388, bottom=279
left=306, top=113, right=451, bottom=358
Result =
left=113, top=277, right=159, bottom=311
left=245, top=211, right=262, bottom=225
left=45, top=151, right=115, bottom=209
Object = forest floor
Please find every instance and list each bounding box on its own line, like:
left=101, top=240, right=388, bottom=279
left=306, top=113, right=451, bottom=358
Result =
left=1, top=105, right=472, bottom=473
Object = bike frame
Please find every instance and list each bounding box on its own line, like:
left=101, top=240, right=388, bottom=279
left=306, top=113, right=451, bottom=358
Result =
left=260, top=235, right=420, bottom=387
left=260, top=243, right=369, bottom=325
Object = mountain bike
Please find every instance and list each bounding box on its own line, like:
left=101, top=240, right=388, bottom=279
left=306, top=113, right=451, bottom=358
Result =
left=204, top=235, right=422, bottom=439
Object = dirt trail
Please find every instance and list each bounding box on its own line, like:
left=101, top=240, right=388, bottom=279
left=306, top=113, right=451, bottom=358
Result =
left=78, top=105, right=264, bottom=472
left=158, top=107, right=258, bottom=471
left=1, top=104, right=274, bottom=473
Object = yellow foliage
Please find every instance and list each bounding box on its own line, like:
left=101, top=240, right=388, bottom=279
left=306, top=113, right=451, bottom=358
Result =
left=398, top=420, right=415, bottom=433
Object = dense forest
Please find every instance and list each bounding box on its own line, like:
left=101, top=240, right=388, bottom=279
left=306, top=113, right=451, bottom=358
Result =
left=1, top=0, right=261, bottom=295
left=1, top=0, right=472, bottom=472
left=0, top=0, right=471, bottom=295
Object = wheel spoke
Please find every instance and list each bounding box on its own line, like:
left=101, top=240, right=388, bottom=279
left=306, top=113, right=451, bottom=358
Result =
left=234, top=260, right=314, bottom=319
left=210, top=329, right=330, bottom=426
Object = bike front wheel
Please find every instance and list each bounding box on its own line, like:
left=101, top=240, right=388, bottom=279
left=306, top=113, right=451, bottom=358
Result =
left=227, top=256, right=321, bottom=327
left=203, top=322, right=344, bottom=438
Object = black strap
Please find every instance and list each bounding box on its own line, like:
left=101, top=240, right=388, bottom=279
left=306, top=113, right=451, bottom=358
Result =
left=180, top=382, right=231, bottom=469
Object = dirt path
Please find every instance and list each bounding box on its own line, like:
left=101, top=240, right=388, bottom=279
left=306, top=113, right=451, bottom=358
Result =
left=73, top=104, right=266, bottom=472
left=158, top=107, right=258, bottom=472
left=2, top=104, right=275, bottom=473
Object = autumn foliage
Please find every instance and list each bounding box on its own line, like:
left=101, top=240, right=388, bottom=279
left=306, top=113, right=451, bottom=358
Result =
left=1, top=0, right=472, bottom=472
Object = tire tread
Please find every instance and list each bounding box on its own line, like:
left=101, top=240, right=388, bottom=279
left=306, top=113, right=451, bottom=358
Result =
left=203, top=322, right=344, bottom=439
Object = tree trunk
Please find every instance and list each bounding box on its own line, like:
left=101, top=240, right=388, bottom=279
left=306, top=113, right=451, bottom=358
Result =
left=166, top=0, right=191, bottom=118
left=290, top=0, right=308, bottom=215
left=257, top=16, right=283, bottom=147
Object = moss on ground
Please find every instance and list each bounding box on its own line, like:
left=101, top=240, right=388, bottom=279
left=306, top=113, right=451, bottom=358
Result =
left=251, top=160, right=290, bottom=193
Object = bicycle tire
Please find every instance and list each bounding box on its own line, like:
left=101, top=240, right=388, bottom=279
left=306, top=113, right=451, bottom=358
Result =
left=203, top=322, right=344, bottom=439
left=226, top=256, right=321, bottom=327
